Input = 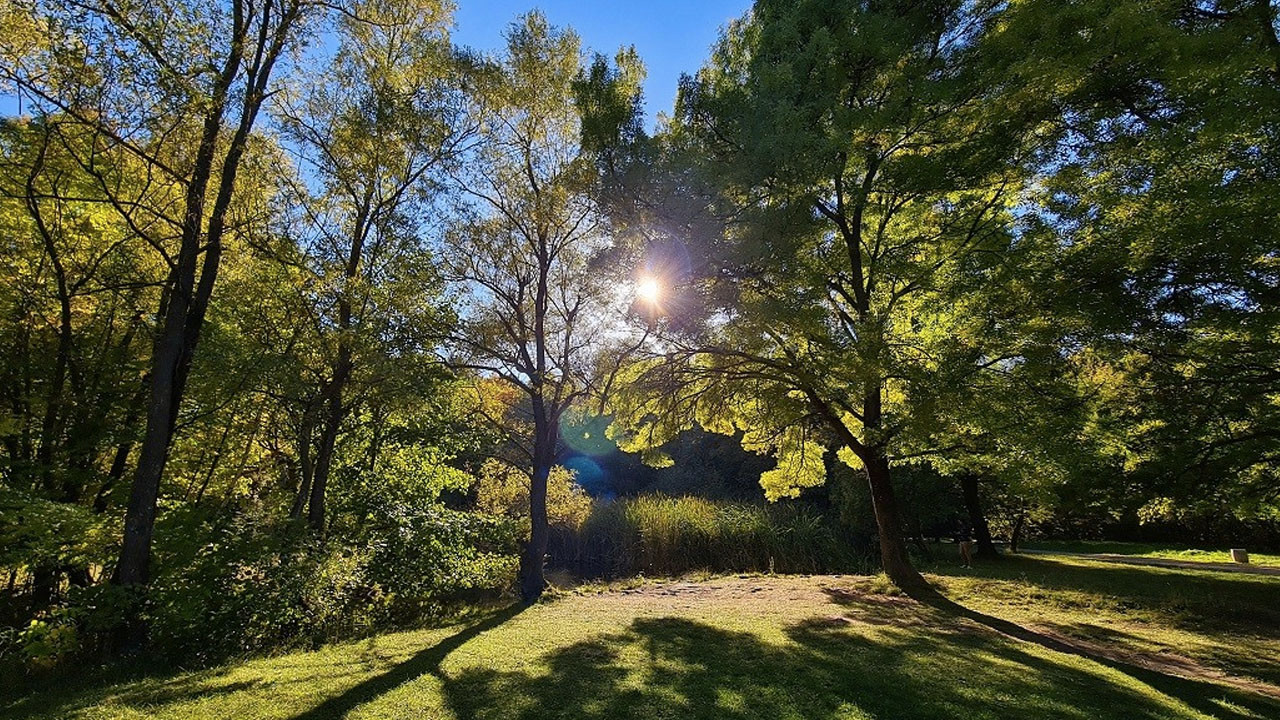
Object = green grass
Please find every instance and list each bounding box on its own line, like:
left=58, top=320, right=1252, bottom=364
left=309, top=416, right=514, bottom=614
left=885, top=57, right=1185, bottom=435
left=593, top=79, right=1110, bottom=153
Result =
left=4, top=555, right=1280, bottom=719
left=1022, top=541, right=1280, bottom=567
left=923, top=550, right=1280, bottom=689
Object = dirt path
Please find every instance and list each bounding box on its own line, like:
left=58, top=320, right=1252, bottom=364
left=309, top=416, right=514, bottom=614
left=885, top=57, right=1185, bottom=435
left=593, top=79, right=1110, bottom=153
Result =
left=1021, top=549, right=1280, bottom=576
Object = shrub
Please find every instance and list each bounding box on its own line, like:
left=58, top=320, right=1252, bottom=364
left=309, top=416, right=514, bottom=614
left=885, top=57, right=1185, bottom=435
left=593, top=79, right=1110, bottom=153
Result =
left=548, top=495, right=870, bottom=578
left=147, top=526, right=390, bottom=662
left=0, top=501, right=520, bottom=669
left=144, top=505, right=519, bottom=663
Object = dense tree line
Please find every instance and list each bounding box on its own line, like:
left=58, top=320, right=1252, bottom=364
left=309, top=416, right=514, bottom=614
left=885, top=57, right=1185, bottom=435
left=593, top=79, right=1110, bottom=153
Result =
left=0, top=0, right=1276, bottom=664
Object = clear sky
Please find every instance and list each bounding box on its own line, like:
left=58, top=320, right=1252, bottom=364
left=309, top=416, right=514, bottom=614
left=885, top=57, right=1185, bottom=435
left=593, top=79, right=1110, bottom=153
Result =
left=1, top=1, right=751, bottom=125
left=452, top=0, right=750, bottom=129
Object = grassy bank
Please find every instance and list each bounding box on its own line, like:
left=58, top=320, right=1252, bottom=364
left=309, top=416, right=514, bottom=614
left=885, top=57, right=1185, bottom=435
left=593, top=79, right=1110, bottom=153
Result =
left=4, top=553, right=1278, bottom=719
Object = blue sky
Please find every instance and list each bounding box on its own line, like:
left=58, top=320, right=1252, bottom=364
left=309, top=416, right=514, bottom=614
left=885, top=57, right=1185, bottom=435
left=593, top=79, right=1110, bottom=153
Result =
left=453, top=0, right=750, bottom=129
left=1, top=1, right=750, bottom=126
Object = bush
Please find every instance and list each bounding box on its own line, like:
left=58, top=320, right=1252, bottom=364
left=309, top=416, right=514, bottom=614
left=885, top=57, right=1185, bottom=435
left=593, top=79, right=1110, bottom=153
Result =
left=143, top=505, right=519, bottom=663
left=0, top=501, right=520, bottom=669
left=548, top=495, right=870, bottom=578
left=147, top=525, right=391, bottom=662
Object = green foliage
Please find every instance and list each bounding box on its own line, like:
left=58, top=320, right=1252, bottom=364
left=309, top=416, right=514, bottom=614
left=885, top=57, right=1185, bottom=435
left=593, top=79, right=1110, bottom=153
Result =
left=147, top=517, right=390, bottom=662
left=599, top=0, right=1042, bottom=507
left=0, top=488, right=115, bottom=575
left=0, top=491, right=519, bottom=667
left=989, top=0, right=1280, bottom=523
left=13, top=616, right=78, bottom=668
left=551, top=495, right=869, bottom=578
left=474, top=459, right=593, bottom=531
left=144, top=505, right=518, bottom=664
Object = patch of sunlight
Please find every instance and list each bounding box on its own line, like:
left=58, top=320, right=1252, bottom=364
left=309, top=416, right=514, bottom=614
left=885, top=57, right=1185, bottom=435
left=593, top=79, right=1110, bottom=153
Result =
left=717, top=687, right=748, bottom=713
left=834, top=701, right=877, bottom=719
left=1209, top=698, right=1266, bottom=719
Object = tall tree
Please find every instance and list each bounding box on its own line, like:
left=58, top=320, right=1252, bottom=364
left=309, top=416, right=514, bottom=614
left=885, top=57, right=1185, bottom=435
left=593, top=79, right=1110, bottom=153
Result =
left=992, top=0, right=1280, bottom=526
left=275, top=0, right=469, bottom=531
left=443, top=13, right=630, bottom=601
left=599, top=0, right=1043, bottom=590
left=1, top=0, right=321, bottom=643
left=0, top=117, right=159, bottom=507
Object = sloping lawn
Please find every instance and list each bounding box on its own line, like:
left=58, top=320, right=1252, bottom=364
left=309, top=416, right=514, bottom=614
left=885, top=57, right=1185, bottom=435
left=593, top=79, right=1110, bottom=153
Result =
left=1023, top=541, right=1280, bottom=567
left=4, top=555, right=1279, bottom=720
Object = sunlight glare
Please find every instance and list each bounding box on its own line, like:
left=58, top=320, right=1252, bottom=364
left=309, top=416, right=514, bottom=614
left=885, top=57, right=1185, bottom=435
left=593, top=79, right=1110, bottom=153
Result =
left=637, top=277, right=661, bottom=303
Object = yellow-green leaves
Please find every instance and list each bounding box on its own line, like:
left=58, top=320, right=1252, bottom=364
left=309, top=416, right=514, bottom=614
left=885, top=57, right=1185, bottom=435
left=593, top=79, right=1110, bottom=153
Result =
left=757, top=426, right=827, bottom=502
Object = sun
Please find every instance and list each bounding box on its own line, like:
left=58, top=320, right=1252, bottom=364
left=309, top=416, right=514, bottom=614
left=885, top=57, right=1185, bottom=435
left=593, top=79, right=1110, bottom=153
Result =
left=636, top=277, right=661, bottom=303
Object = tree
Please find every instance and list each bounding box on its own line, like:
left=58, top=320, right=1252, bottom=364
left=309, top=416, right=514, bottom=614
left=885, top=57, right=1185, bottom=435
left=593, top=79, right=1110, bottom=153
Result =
left=442, top=13, right=633, bottom=601
left=0, top=117, right=159, bottom=506
left=0, top=116, right=162, bottom=607
left=987, top=0, right=1280, bottom=529
left=595, top=0, right=1053, bottom=591
left=2, top=0, right=323, bottom=649
left=274, top=0, right=468, bottom=531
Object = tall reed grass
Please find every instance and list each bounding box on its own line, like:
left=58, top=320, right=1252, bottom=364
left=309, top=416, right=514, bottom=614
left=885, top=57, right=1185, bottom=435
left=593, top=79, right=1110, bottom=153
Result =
left=548, top=495, right=870, bottom=578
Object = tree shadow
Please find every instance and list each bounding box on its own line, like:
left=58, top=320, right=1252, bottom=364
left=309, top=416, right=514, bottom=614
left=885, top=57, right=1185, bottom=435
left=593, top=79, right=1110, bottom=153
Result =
left=891, top=580, right=1280, bottom=717
left=1, top=606, right=526, bottom=720
left=922, top=553, right=1280, bottom=636
left=288, top=604, right=525, bottom=720
left=1033, top=619, right=1280, bottom=689
left=442, top=610, right=1280, bottom=720
left=6, top=566, right=1279, bottom=720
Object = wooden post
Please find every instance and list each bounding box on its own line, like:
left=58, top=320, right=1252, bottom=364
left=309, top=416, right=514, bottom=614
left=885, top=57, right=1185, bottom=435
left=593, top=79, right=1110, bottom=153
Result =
left=1230, top=548, right=1249, bottom=564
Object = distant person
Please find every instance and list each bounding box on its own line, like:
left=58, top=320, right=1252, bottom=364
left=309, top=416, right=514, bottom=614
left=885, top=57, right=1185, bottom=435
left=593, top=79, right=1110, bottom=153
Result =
left=957, top=527, right=974, bottom=568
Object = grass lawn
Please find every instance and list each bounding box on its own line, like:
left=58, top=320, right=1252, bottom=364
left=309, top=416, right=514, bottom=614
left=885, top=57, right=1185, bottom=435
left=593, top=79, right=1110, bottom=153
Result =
left=1022, top=541, right=1280, bottom=567
left=3, top=554, right=1279, bottom=720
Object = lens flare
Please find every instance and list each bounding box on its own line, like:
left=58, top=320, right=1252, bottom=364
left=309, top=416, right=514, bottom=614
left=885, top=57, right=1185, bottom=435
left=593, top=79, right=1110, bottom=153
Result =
left=637, top=277, right=661, bottom=303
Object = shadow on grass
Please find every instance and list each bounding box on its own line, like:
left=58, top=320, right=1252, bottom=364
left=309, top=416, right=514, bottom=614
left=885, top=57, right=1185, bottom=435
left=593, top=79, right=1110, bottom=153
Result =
left=1, top=663, right=253, bottom=718
left=924, top=552, right=1280, bottom=636
left=6, top=564, right=1278, bottom=720
left=0, top=606, right=525, bottom=720
left=892, top=580, right=1280, bottom=714
left=289, top=604, right=525, bottom=720
left=442, top=612, right=1280, bottom=720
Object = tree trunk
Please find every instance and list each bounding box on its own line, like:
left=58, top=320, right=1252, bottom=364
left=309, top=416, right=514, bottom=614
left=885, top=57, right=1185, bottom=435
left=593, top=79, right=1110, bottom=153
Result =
left=116, top=313, right=186, bottom=590
left=959, top=474, right=998, bottom=559
left=804, top=382, right=926, bottom=592
left=859, top=381, right=927, bottom=591
left=111, top=1, right=302, bottom=649
left=30, top=567, right=59, bottom=612
left=864, top=452, right=927, bottom=591
left=520, top=455, right=551, bottom=603
left=307, top=382, right=344, bottom=533
left=307, top=303, right=353, bottom=530
left=93, top=379, right=147, bottom=514
left=27, top=136, right=76, bottom=498
left=1010, top=510, right=1025, bottom=554
left=291, top=404, right=315, bottom=519
left=114, top=29, right=248, bottom=597
left=307, top=190, right=366, bottom=531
